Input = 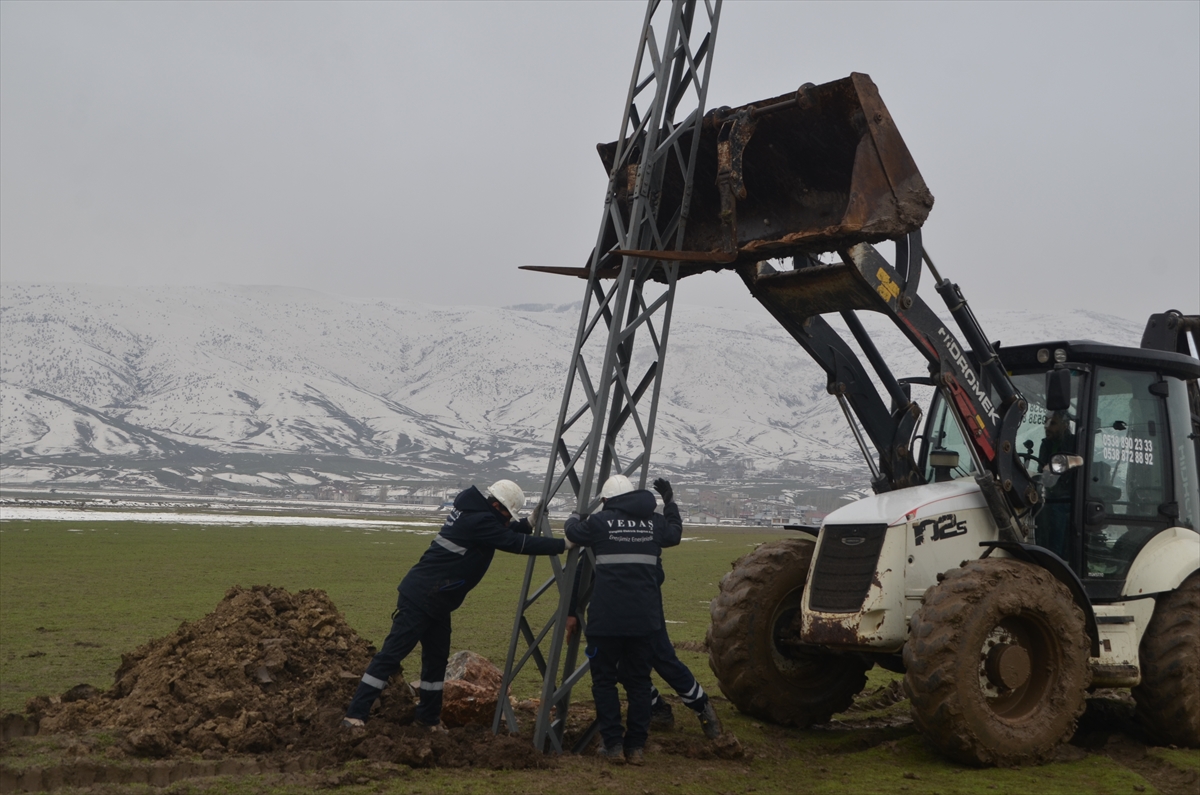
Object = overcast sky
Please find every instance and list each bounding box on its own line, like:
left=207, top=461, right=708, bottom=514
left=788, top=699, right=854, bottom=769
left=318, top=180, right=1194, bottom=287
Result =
left=2, top=1, right=1197, bottom=324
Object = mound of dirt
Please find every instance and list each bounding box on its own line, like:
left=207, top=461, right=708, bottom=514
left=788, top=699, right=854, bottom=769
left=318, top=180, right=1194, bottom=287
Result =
left=15, top=585, right=554, bottom=780
left=26, top=585, right=413, bottom=761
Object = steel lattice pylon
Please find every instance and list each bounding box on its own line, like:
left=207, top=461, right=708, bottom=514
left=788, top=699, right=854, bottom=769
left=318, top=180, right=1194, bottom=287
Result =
left=493, top=0, right=722, bottom=754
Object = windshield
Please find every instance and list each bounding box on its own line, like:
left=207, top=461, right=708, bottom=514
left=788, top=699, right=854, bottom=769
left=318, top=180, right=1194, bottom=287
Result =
left=1009, top=370, right=1084, bottom=476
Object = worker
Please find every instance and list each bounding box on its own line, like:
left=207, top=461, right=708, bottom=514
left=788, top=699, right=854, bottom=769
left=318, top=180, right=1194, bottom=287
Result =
left=1036, top=410, right=1077, bottom=558
left=564, top=474, right=682, bottom=765
left=645, top=530, right=722, bottom=739
left=343, top=480, right=565, bottom=731
left=568, top=492, right=723, bottom=739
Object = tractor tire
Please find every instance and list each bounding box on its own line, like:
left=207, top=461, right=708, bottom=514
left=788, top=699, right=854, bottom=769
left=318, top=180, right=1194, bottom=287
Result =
left=903, top=558, right=1090, bottom=766
left=1132, top=571, right=1200, bottom=747
left=706, top=538, right=869, bottom=726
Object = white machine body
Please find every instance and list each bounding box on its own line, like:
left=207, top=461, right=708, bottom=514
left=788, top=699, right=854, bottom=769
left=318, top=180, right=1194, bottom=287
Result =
left=799, top=477, right=1200, bottom=684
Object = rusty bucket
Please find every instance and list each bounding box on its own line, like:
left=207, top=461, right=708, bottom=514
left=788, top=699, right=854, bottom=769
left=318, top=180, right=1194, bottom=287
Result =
left=598, top=72, right=933, bottom=276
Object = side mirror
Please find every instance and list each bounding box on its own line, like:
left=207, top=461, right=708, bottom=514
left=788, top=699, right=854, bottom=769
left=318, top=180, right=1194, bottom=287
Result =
left=1046, top=368, right=1072, bottom=412
left=929, top=450, right=960, bottom=468
left=929, top=449, right=960, bottom=483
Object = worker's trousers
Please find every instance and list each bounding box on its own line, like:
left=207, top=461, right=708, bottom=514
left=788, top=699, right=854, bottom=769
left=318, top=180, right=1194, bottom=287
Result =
left=345, top=595, right=451, bottom=726
left=587, top=633, right=654, bottom=751
left=648, top=625, right=708, bottom=712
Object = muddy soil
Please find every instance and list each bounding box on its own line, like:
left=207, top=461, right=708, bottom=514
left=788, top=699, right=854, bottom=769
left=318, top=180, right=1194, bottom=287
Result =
left=2, top=587, right=1190, bottom=794
left=5, top=587, right=553, bottom=772
left=1, top=586, right=743, bottom=791
left=1072, top=691, right=1200, bottom=795
left=19, top=586, right=417, bottom=764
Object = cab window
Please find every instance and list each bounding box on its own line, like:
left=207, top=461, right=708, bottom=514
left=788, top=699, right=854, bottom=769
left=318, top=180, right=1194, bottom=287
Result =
left=1164, top=376, right=1199, bottom=530
left=922, top=393, right=978, bottom=483
left=1085, top=367, right=1171, bottom=579
left=1011, top=370, right=1082, bottom=560
left=1010, top=370, right=1083, bottom=475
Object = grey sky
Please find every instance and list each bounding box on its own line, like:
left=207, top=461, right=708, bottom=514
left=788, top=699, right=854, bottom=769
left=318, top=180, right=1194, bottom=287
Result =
left=2, top=1, right=1197, bottom=325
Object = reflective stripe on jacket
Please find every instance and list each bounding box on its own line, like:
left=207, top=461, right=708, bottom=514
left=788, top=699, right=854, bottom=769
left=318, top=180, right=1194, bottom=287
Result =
left=399, top=486, right=565, bottom=613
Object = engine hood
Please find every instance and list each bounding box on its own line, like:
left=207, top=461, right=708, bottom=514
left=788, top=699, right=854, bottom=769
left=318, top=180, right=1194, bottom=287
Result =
left=822, top=478, right=987, bottom=528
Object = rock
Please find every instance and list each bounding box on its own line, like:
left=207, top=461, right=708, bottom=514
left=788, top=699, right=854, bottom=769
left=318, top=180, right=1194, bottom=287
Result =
left=445, top=651, right=504, bottom=691
left=418, top=651, right=507, bottom=728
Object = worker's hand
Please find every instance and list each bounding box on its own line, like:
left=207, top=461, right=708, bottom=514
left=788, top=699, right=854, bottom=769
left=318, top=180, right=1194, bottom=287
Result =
left=564, top=537, right=578, bottom=550
left=653, top=478, right=674, bottom=504
left=568, top=512, right=580, bottom=523
left=566, top=616, right=579, bottom=642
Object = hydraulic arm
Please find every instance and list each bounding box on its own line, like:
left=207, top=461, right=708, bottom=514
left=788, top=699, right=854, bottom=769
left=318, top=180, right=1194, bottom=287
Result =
left=740, top=236, right=1038, bottom=540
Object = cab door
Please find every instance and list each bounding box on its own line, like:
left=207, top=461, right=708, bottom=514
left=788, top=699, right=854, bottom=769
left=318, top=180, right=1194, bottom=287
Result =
left=1081, top=367, right=1174, bottom=600
left=1008, top=369, right=1085, bottom=564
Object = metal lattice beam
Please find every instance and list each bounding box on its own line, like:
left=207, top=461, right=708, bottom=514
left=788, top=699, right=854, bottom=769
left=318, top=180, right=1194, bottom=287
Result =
left=494, top=0, right=722, bottom=753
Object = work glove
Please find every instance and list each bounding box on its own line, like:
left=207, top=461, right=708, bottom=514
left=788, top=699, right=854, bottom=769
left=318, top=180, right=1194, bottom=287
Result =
left=564, top=537, right=578, bottom=550
left=653, top=478, right=674, bottom=504
left=512, top=517, right=533, bottom=534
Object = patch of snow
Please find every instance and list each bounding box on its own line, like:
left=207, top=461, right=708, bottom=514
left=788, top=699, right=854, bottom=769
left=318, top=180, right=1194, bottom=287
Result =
left=0, top=505, right=440, bottom=531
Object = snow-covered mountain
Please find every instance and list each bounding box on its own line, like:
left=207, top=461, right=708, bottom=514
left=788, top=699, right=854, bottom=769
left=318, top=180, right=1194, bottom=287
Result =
left=0, top=283, right=1145, bottom=492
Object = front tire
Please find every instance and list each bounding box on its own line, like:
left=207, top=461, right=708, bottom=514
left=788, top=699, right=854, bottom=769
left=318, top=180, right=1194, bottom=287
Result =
left=1133, top=572, right=1200, bottom=746
left=903, top=559, right=1090, bottom=766
left=706, top=539, right=869, bottom=726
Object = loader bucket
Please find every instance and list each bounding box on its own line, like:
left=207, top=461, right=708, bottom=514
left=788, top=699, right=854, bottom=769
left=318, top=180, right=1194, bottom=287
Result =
left=595, top=73, right=933, bottom=277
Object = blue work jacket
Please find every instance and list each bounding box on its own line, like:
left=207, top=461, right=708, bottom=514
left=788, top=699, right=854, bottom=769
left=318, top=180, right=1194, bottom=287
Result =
left=564, top=490, right=682, bottom=636
left=399, top=486, right=565, bottom=614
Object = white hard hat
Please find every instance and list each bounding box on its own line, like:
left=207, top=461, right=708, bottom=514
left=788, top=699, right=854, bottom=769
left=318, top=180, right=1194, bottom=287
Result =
left=486, top=480, right=525, bottom=517
left=600, top=474, right=634, bottom=499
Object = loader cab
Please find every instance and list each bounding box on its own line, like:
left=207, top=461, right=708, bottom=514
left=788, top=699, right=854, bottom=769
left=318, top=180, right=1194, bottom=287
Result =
left=921, top=340, right=1200, bottom=602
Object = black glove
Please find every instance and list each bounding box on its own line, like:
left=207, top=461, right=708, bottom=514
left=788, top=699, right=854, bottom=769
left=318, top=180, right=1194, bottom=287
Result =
left=512, top=518, right=533, bottom=534
left=653, top=478, right=673, bottom=504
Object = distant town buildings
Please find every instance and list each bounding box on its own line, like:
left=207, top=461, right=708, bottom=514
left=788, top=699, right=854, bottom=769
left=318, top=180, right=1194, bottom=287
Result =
left=185, top=470, right=853, bottom=526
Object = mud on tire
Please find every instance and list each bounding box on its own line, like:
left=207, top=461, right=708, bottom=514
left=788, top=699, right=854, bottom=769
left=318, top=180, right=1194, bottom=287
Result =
left=706, top=539, right=869, bottom=726
left=1133, top=571, right=1200, bottom=747
left=903, top=558, right=1090, bottom=767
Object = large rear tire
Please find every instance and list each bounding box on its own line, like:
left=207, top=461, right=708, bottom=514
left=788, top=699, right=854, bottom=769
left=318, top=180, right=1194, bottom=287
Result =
left=706, top=539, right=869, bottom=726
left=903, top=559, right=1090, bottom=766
left=1132, top=571, right=1200, bottom=746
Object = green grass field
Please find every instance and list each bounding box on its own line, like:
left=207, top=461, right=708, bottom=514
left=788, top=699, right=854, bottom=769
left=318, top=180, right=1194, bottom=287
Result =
left=0, top=519, right=763, bottom=712
left=2, top=517, right=1196, bottom=794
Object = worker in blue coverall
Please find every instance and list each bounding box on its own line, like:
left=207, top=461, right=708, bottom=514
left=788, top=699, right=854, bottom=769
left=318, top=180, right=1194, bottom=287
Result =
left=564, top=474, right=682, bottom=765
left=343, top=480, right=565, bottom=730
left=567, top=483, right=723, bottom=740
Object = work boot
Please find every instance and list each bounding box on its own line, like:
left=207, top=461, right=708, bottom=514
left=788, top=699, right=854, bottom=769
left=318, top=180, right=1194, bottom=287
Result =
left=625, top=747, right=646, bottom=766
left=697, top=701, right=723, bottom=740
left=596, top=745, right=625, bottom=764
left=650, top=700, right=675, bottom=730
left=341, top=717, right=365, bottom=731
